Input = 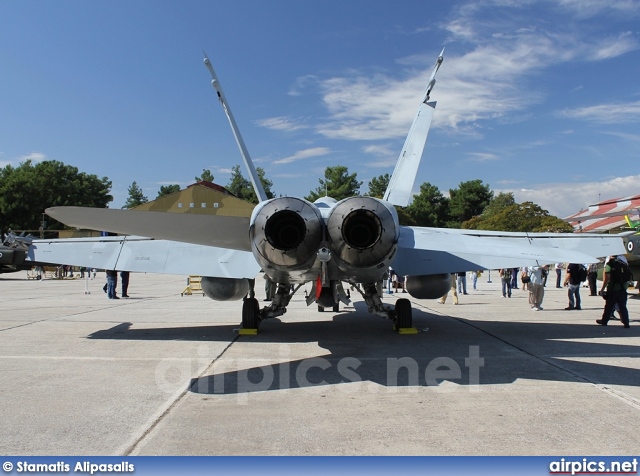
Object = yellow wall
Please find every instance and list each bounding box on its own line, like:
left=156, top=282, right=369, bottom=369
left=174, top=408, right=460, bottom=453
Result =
left=133, top=183, right=255, bottom=218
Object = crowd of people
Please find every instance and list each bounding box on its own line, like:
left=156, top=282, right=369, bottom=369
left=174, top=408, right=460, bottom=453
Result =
left=30, top=259, right=635, bottom=328
left=429, top=257, right=634, bottom=327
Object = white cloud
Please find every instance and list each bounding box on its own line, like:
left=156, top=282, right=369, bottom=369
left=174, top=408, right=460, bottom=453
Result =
left=308, top=0, right=639, bottom=142
left=363, top=144, right=395, bottom=156
left=591, top=32, right=638, bottom=60
left=558, top=100, right=640, bottom=124
left=18, top=152, right=46, bottom=163
left=556, top=0, right=640, bottom=19
left=467, top=152, right=501, bottom=162
left=272, top=147, right=331, bottom=165
left=361, top=144, right=398, bottom=167
left=215, top=167, right=233, bottom=175
left=368, top=159, right=397, bottom=168
left=256, top=116, right=308, bottom=132
left=499, top=175, right=640, bottom=218
left=602, top=131, right=640, bottom=142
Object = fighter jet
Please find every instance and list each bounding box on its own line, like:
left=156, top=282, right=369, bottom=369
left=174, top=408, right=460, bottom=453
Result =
left=30, top=50, right=626, bottom=332
left=1, top=232, right=34, bottom=274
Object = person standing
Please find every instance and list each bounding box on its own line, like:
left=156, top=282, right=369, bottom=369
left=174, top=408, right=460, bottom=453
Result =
left=387, top=266, right=395, bottom=294
left=597, top=256, right=631, bottom=328
left=521, top=268, right=529, bottom=291
left=510, top=267, right=519, bottom=292
left=438, top=274, right=459, bottom=305
left=555, top=263, right=563, bottom=288
left=471, top=270, right=480, bottom=291
left=499, top=268, right=512, bottom=298
left=587, top=262, right=599, bottom=296
left=396, top=274, right=407, bottom=293
left=120, top=271, right=130, bottom=298
left=106, top=269, right=119, bottom=299
left=456, top=271, right=468, bottom=295
left=525, top=265, right=547, bottom=311
left=563, top=263, right=583, bottom=310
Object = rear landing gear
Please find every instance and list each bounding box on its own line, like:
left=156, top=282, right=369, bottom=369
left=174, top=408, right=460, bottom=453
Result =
left=240, top=297, right=260, bottom=334
left=355, top=283, right=416, bottom=333
left=394, top=298, right=413, bottom=330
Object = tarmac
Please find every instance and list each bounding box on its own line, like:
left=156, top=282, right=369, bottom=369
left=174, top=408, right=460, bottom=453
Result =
left=0, top=270, right=638, bottom=456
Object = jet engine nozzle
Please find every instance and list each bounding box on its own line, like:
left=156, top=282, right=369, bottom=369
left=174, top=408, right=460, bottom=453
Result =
left=250, top=197, right=323, bottom=272
left=326, top=197, right=399, bottom=276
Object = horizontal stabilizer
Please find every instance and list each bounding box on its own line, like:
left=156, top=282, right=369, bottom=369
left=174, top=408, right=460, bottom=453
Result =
left=392, top=227, right=626, bottom=276
left=46, top=207, right=251, bottom=251
left=27, top=236, right=260, bottom=278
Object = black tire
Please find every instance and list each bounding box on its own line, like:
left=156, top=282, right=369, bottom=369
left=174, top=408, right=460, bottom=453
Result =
left=395, top=298, right=412, bottom=329
left=332, top=303, right=339, bottom=312
left=242, top=297, right=260, bottom=329
left=318, top=305, right=324, bottom=312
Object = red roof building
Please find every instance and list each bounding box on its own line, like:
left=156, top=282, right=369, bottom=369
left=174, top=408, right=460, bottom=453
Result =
left=566, top=194, right=640, bottom=233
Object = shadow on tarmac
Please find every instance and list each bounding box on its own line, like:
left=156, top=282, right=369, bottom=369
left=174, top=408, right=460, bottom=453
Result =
left=87, top=302, right=639, bottom=394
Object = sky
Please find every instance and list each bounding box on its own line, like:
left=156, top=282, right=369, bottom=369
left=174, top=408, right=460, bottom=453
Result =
left=1, top=0, right=639, bottom=219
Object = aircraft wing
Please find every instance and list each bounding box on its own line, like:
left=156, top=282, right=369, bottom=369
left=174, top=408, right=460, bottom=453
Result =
left=26, top=236, right=260, bottom=278
left=392, top=226, right=627, bottom=276
left=46, top=206, right=251, bottom=251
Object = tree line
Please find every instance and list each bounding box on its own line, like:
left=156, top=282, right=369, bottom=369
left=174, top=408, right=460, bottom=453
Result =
left=0, top=160, right=571, bottom=235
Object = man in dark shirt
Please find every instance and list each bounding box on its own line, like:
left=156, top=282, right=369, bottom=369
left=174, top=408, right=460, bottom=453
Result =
left=597, top=256, right=631, bottom=328
left=563, top=263, right=583, bottom=310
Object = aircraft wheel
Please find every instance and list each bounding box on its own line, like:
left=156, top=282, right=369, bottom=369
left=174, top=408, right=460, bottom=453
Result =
left=332, top=303, right=339, bottom=312
left=242, top=297, right=260, bottom=329
left=395, top=298, right=412, bottom=329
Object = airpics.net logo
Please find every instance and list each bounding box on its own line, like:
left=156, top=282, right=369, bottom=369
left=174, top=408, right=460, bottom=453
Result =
left=154, top=344, right=485, bottom=404
left=549, top=458, right=638, bottom=475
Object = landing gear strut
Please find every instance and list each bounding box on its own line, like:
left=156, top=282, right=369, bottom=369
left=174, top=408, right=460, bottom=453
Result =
left=355, top=282, right=416, bottom=333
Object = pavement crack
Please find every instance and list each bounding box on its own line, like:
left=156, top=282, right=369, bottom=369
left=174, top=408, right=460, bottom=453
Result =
left=119, top=334, right=240, bottom=456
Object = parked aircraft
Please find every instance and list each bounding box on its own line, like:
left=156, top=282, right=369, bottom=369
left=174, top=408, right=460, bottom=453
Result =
left=1, top=232, right=35, bottom=274
left=30, top=50, right=626, bottom=332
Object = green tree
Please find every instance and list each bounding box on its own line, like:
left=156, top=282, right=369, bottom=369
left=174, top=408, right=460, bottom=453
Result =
left=306, top=166, right=362, bottom=202
left=0, top=160, right=112, bottom=232
left=404, top=182, right=450, bottom=227
left=225, top=165, right=275, bottom=204
left=395, top=206, right=417, bottom=226
left=483, top=192, right=516, bottom=218
left=462, top=192, right=516, bottom=229
left=367, top=173, right=390, bottom=198
left=195, top=169, right=214, bottom=182
left=122, top=181, right=148, bottom=209
left=465, top=201, right=573, bottom=232
left=157, top=184, right=181, bottom=198
left=448, top=179, right=493, bottom=227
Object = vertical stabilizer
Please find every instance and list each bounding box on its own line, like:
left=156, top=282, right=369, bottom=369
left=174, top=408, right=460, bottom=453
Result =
left=383, top=49, right=444, bottom=207
left=203, top=53, right=268, bottom=203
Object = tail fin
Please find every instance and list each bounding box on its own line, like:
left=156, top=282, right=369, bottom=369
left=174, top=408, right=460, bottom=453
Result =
left=384, top=48, right=444, bottom=207
left=203, top=53, right=268, bottom=203
left=625, top=214, right=640, bottom=231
